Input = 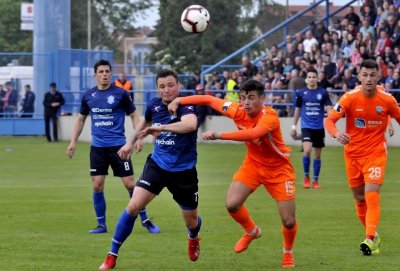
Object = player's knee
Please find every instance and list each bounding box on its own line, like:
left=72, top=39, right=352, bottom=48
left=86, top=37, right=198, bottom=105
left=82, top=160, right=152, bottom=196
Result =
left=282, top=217, right=296, bottom=228
left=226, top=202, right=240, bottom=213
left=126, top=205, right=141, bottom=216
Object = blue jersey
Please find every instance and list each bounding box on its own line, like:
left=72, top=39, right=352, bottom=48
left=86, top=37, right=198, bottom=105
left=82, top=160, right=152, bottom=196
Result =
left=145, top=98, right=197, bottom=172
left=80, top=85, right=135, bottom=147
left=295, top=86, right=332, bottom=129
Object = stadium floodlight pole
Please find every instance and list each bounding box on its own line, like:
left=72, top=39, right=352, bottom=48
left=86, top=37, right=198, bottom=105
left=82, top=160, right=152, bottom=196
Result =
left=87, top=0, right=91, bottom=50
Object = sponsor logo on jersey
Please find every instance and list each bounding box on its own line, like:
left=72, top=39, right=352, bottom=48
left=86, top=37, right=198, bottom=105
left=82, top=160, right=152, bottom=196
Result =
left=376, top=106, right=383, bottom=114
left=333, top=103, right=342, bottom=113
left=185, top=105, right=194, bottom=111
left=107, top=95, right=115, bottom=105
left=222, top=102, right=232, bottom=111
left=94, top=121, right=114, bottom=127
left=92, top=108, right=112, bottom=113
left=355, top=118, right=366, bottom=128
left=368, top=120, right=383, bottom=127
left=155, top=139, right=175, bottom=145
left=356, top=108, right=363, bottom=111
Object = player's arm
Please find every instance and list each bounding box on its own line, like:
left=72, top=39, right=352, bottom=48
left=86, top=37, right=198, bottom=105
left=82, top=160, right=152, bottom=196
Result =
left=168, top=95, right=226, bottom=116
left=290, top=107, right=301, bottom=139
left=203, top=125, right=269, bottom=141
left=325, top=103, right=350, bottom=145
left=67, top=114, right=87, bottom=159
left=139, top=113, right=197, bottom=138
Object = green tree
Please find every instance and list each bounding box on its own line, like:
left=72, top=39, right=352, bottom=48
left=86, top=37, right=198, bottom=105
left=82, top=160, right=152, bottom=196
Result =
left=71, top=0, right=153, bottom=61
left=149, top=0, right=257, bottom=73
left=0, top=0, right=33, bottom=52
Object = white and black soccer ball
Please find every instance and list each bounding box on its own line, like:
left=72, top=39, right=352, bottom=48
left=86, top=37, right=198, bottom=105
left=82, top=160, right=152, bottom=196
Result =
left=180, top=5, right=210, bottom=33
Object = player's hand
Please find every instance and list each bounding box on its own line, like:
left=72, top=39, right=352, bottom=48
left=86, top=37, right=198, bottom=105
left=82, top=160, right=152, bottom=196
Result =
left=118, top=142, right=133, bottom=160
left=388, top=124, right=394, bottom=137
left=138, top=126, right=161, bottom=139
left=335, top=131, right=351, bottom=145
left=67, top=143, right=76, bottom=159
left=290, top=129, right=297, bottom=139
left=202, top=130, right=220, bottom=140
left=133, top=139, right=143, bottom=154
left=167, top=98, right=181, bottom=117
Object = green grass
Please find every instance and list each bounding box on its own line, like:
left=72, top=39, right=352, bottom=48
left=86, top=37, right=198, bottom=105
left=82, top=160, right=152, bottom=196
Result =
left=0, top=136, right=399, bottom=271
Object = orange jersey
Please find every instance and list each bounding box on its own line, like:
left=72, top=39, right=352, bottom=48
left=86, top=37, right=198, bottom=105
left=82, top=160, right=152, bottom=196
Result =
left=180, top=95, right=292, bottom=168
left=325, top=86, right=400, bottom=158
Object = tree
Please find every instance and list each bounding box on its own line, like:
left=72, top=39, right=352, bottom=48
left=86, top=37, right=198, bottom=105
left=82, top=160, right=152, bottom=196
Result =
left=148, top=0, right=257, bottom=73
left=71, top=0, right=153, bottom=62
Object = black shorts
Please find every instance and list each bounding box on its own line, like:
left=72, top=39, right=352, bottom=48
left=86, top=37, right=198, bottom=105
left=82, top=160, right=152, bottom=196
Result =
left=301, top=128, right=325, bottom=148
left=90, top=145, right=134, bottom=177
left=136, top=154, right=199, bottom=210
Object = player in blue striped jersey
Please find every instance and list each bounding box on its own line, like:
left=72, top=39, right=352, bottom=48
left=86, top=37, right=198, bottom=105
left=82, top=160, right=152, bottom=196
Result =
left=67, top=59, right=159, bottom=234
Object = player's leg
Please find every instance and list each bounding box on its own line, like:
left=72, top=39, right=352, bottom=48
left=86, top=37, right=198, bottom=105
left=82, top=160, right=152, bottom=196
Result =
left=277, top=199, right=297, bottom=268
left=99, top=187, right=156, bottom=270
left=311, top=128, right=325, bottom=188
left=89, top=146, right=110, bottom=234
left=312, top=147, right=322, bottom=188
left=112, top=149, right=159, bottom=234
left=90, top=175, right=108, bottom=234
left=167, top=166, right=201, bottom=261
left=301, top=128, right=312, bottom=188
left=226, top=181, right=260, bottom=253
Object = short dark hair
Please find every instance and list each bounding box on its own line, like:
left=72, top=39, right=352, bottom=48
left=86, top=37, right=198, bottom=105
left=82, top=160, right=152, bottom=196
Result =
left=94, top=59, right=112, bottom=73
left=240, top=79, right=265, bottom=96
left=156, top=69, right=178, bottom=85
left=306, top=68, right=318, bottom=76
left=50, top=82, right=56, bottom=88
left=360, top=59, right=379, bottom=70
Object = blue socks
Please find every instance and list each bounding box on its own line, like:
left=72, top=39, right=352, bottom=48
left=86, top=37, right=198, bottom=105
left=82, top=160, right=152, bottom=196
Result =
left=128, top=190, right=149, bottom=222
left=110, top=209, right=137, bottom=255
left=313, top=159, right=321, bottom=181
left=93, top=191, right=106, bottom=227
left=302, top=156, right=310, bottom=178
left=188, top=216, right=202, bottom=239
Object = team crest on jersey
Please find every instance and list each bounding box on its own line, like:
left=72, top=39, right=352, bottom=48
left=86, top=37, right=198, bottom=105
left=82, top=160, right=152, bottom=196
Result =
left=317, top=94, right=322, bottom=100
left=107, top=95, right=115, bottom=105
left=222, top=102, right=232, bottom=111
left=376, top=106, right=383, bottom=114
left=355, top=118, right=366, bottom=128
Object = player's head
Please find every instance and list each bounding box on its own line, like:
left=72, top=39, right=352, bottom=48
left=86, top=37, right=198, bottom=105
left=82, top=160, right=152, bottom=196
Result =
left=358, top=59, right=380, bottom=96
left=156, top=69, right=180, bottom=104
left=305, top=68, right=318, bottom=89
left=239, top=79, right=265, bottom=117
left=94, top=59, right=112, bottom=89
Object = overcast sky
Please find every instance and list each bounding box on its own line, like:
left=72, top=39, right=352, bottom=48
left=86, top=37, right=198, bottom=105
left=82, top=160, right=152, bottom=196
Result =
left=134, top=0, right=357, bottom=28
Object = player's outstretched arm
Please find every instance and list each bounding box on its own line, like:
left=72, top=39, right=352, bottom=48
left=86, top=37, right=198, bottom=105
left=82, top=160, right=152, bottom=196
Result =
left=67, top=114, right=87, bottom=159
left=168, top=95, right=225, bottom=116
left=219, top=126, right=270, bottom=142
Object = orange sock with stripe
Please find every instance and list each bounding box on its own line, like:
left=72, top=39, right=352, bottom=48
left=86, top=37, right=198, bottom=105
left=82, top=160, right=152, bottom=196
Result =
left=365, top=191, right=380, bottom=239
left=355, top=200, right=367, bottom=228
left=282, top=221, right=298, bottom=251
left=228, top=206, right=256, bottom=233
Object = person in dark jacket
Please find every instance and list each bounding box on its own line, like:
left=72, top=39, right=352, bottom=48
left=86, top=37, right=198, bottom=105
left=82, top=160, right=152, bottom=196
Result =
left=20, top=84, right=35, bottom=118
left=43, top=82, right=65, bottom=142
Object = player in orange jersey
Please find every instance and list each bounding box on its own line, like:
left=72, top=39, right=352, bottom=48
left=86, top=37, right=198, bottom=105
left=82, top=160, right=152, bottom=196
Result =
left=168, top=79, right=297, bottom=268
left=325, top=59, right=400, bottom=255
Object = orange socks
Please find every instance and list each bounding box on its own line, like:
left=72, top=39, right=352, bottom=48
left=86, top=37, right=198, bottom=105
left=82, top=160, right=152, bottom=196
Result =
left=365, top=191, right=380, bottom=238
left=355, top=200, right=367, bottom=228
left=228, top=206, right=256, bottom=233
left=282, top=221, right=298, bottom=251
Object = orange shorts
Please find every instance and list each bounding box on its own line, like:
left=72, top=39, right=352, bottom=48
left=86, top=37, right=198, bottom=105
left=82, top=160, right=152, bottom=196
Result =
left=232, top=160, right=296, bottom=201
left=344, top=154, right=386, bottom=188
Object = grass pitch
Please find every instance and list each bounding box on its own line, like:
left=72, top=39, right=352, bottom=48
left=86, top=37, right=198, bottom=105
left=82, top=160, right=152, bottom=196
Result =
left=0, top=136, right=399, bottom=271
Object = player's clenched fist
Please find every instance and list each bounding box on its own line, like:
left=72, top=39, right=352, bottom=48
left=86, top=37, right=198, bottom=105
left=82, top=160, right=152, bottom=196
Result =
left=202, top=130, right=220, bottom=140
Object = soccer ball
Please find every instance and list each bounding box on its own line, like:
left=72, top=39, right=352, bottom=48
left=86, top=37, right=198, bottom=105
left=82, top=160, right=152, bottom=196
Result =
left=180, top=5, right=210, bottom=33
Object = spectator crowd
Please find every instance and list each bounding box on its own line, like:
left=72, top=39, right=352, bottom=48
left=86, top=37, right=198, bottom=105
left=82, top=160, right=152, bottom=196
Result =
left=185, top=0, right=400, bottom=117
